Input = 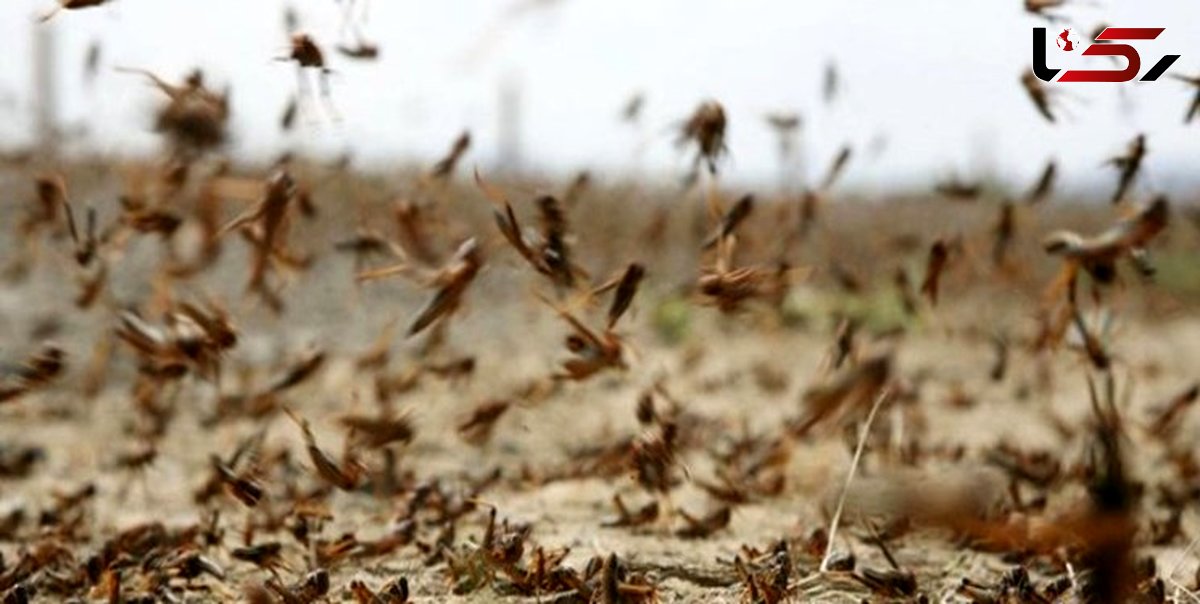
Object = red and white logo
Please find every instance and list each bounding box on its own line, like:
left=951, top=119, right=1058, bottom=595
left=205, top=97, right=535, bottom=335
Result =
left=1033, top=27, right=1180, bottom=83
left=1055, top=28, right=1080, bottom=52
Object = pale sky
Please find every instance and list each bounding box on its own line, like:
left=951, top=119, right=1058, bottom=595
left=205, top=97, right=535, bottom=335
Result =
left=1, top=0, right=1200, bottom=195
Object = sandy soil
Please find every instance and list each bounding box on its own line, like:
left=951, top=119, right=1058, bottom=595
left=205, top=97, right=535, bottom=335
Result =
left=1, top=166, right=1199, bottom=602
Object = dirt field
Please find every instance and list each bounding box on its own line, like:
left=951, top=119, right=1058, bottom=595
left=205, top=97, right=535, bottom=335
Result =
left=1, top=159, right=1200, bottom=602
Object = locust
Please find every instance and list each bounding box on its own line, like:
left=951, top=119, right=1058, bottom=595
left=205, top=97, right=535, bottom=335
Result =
left=1042, top=195, right=1168, bottom=305
left=698, top=195, right=804, bottom=313
left=0, top=344, right=66, bottom=404
left=790, top=353, right=891, bottom=437
left=114, top=300, right=236, bottom=382
left=764, top=112, right=801, bottom=162
left=1026, top=159, right=1057, bottom=204
left=538, top=291, right=630, bottom=382
left=819, top=145, right=853, bottom=192
left=675, top=506, right=731, bottom=539
left=1021, top=69, right=1059, bottom=122
left=1025, top=0, right=1073, bottom=20
left=118, top=67, right=230, bottom=154
left=337, top=40, right=380, bottom=60
left=935, top=176, right=982, bottom=201
left=602, top=494, right=659, bottom=529
left=920, top=239, right=950, bottom=306
left=992, top=201, right=1016, bottom=268
left=677, top=100, right=728, bottom=179
left=38, top=0, right=111, bottom=22
left=429, top=131, right=471, bottom=181
left=458, top=399, right=511, bottom=446
left=286, top=409, right=364, bottom=491
left=475, top=170, right=587, bottom=291
left=280, top=33, right=340, bottom=121
left=620, top=92, right=645, bottom=124
left=1107, top=134, right=1147, bottom=205
left=215, top=169, right=298, bottom=307
left=1171, top=73, right=1200, bottom=123
left=60, top=195, right=98, bottom=267
left=340, top=410, right=415, bottom=449
left=358, top=237, right=484, bottom=337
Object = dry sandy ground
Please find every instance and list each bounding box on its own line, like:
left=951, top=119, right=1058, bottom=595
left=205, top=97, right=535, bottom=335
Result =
left=4, top=286, right=1200, bottom=602
left=1, top=167, right=1199, bottom=602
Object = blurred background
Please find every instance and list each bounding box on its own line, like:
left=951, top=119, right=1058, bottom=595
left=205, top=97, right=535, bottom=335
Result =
left=1, top=0, right=1199, bottom=195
